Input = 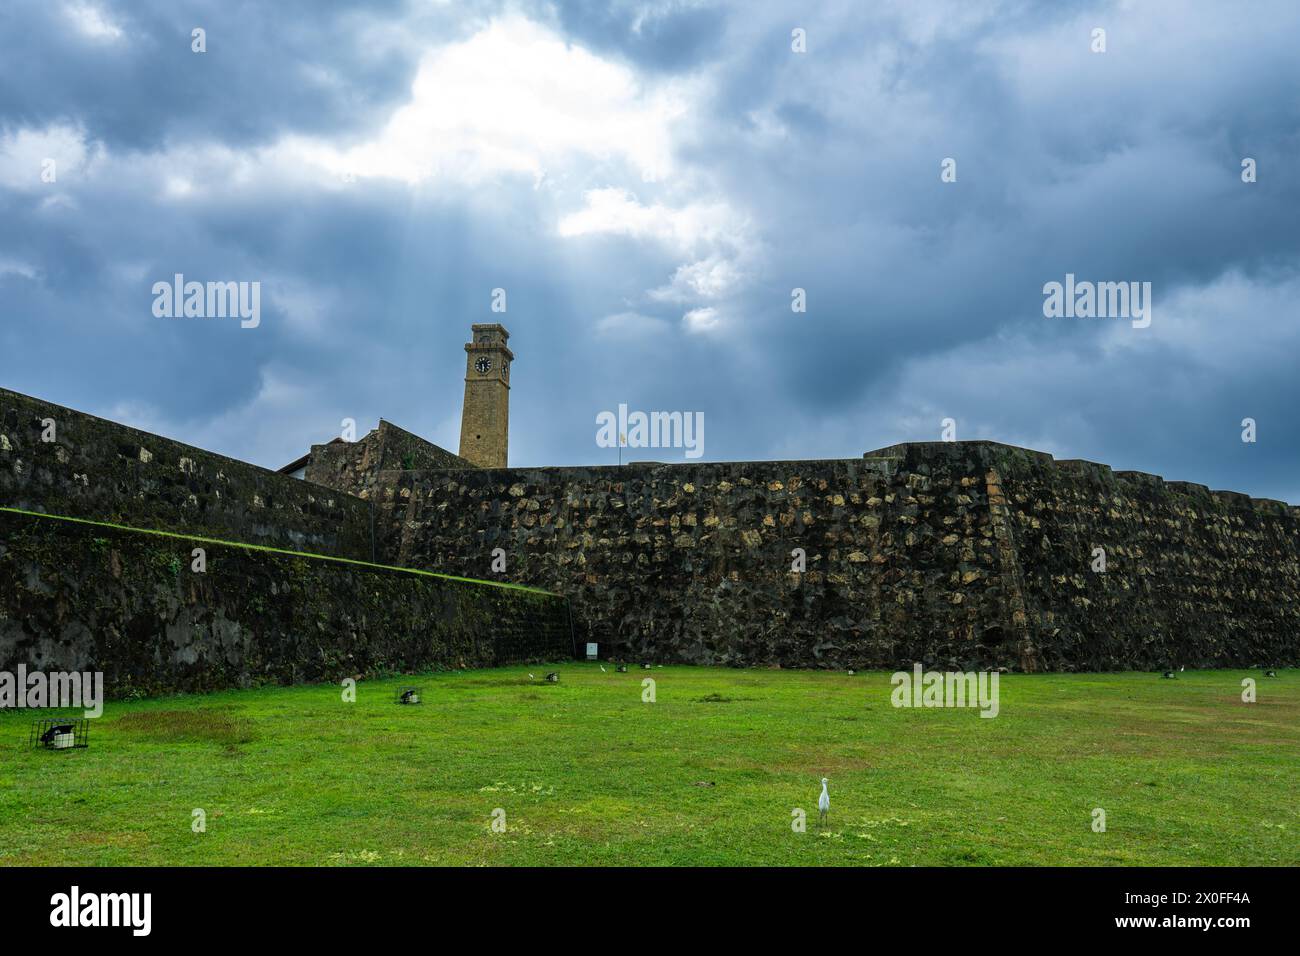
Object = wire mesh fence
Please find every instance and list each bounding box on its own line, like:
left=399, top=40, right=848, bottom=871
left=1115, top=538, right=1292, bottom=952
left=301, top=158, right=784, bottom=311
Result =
left=486, top=593, right=575, bottom=663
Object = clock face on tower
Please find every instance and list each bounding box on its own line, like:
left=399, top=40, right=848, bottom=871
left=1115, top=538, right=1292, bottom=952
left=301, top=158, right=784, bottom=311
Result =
left=475, top=356, right=492, bottom=375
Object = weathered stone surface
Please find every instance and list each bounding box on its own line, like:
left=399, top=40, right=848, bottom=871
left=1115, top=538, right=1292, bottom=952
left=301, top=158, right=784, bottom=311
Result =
left=1, top=387, right=371, bottom=559
left=376, top=456, right=1003, bottom=669
left=967, top=443, right=1300, bottom=670
left=3, top=385, right=1296, bottom=675
left=303, top=418, right=472, bottom=501
left=373, top=443, right=1300, bottom=671
left=0, top=510, right=570, bottom=696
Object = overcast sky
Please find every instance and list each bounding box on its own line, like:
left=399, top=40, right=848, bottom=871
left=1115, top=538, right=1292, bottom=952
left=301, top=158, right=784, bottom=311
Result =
left=1, top=0, right=1296, bottom=500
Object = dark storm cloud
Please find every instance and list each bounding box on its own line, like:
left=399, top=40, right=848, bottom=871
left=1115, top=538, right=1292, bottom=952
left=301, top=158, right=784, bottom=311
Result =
left=0, top=0, right=438, bottom=150
left=0, top=0, right=1297, bottom=500
left=665, top=0, right=1300, bottom=496
left=542, top=0, right=728, bottom=72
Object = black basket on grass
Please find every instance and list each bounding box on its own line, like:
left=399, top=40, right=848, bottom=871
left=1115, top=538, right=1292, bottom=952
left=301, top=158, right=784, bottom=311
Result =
left=29, top=718, right=89, bottom=750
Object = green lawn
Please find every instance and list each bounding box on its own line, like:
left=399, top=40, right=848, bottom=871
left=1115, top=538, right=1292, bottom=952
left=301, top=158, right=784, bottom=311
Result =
left=1, top=666, right=1295, bottom=866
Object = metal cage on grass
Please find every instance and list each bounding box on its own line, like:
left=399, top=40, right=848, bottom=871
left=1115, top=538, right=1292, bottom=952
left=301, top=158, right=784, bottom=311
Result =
left=395, top=686, right=423, bottom=705
left=29, top=718, right=89, bottom=750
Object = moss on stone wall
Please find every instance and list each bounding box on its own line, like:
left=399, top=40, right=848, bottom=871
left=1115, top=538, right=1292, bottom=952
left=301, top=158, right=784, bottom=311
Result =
left=375, top=456, right=1009, bottom=669
left=373, top=444, right=1300, bottom=671
left=0, top=510, right=571, bottom=697
left=1, top=387, right=372, bottom=559
left=984, top=444, right=1300, bottom=670
left=4, top=380, right=1294, bottom=674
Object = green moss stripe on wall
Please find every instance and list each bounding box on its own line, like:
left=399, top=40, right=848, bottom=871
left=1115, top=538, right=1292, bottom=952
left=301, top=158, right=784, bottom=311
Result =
left=0, top=506, right=557, bottom=595
left=0, top=509, right=572, bottom=696
left=1, top=386, right=372, bottom=559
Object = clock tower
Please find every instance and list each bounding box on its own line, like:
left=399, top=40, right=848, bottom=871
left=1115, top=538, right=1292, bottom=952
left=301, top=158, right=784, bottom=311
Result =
left=458, top=323, right=512, bottom=468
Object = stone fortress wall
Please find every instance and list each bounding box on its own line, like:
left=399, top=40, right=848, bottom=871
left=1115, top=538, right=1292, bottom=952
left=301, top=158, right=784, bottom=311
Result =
left=1, top=387, right=372, bottom=559
left=368, top=442, right=1300, bottom=671
left=3, top=385, right=1297, bottom=680
left=967, top=442, right=1300, bottom=670
left=0, top=507, right=571, bottom=696
left=0, top=387, right=571, bottom=695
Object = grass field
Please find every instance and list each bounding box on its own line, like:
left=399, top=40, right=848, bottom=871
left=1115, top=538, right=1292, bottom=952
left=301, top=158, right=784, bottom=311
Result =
left=1, top=665, right=1295, bottom=866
